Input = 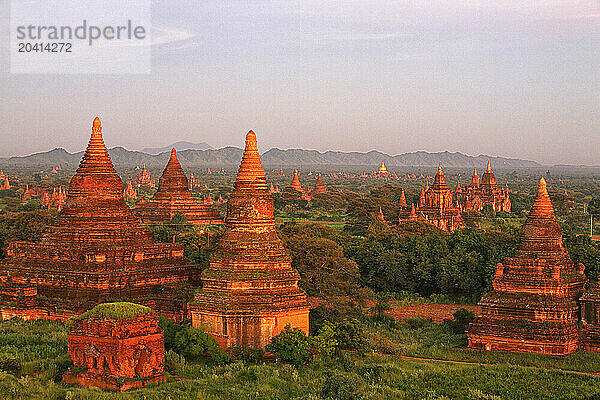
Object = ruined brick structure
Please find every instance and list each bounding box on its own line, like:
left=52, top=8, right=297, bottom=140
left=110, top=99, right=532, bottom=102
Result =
left=455, top=161, right=511, bottom=213
left=400, top=163, right=463, bottom=231
left=134, top=148, right=222, bottom=225
left=0, top=118, right=199, bottom=321
left=63, top=302, right=165, bottom=391
left=579, top=284, right=600, bottom=352
left=467, top=178, right=587, bottom=355
left=190, top=130, right=309, bottom=349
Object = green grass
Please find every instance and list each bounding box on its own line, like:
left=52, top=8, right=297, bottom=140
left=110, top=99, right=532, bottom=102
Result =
left=77, top=302, right=153, bottom=320
left=2, top=318, right=600, bottom=399
left=366, top=317, right=600, bottom=374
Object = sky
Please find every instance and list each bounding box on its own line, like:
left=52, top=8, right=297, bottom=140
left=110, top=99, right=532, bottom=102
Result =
left=0, top=0, right=599, bottom=165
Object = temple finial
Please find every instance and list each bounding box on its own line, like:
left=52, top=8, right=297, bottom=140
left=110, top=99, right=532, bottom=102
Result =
left=486, top=159, right=491, bottom=172
left=92, top=117, right=102, bottom=136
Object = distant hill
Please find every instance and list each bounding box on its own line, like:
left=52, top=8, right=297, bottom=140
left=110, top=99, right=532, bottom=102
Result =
left=139, top=141, right=213, bottom=155
left=0, top=147, right=540, bottom=169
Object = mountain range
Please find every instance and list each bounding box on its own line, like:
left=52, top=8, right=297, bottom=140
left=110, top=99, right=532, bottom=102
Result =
left=0, top=147, right=540, bottom=169
left=139, top=141, right=213, bottom=155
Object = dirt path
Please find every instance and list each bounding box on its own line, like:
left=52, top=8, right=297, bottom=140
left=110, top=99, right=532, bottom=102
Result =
left=397, top=354, right=600, bottom=378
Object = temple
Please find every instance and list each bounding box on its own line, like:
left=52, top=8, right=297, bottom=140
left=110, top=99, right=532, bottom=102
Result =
left=377, top=161, right=390, bottom=176
left=312, top=174, right=327, bottom=195
left=135, top=165, right=155, bottom=188
left=190, top=130, right=310, bottom=349
left=283, top=169, right=310, bottom=200
left=467, top=178, right=587, bottom=355
left=455, top=161, right=511, bottom=212
left=63, top=302, right=165, bottom=391
left=123, top=181, right=137, bottom=201
left=134, top=148, right=222, bottom=225
left=0, top=118, right=199, bottom=321
left=399, top=163, right=463, bottom=231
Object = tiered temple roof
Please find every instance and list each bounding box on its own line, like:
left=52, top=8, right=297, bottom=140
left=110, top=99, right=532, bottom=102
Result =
left=134, top=149, right=222, bottom=225
left=467, top=178, right=587, bottom=355
left=190, top=130, right=309, bottom=349
left=455, top=160, right=511, bottom=212
left=0, top=118, right=199, bottom=321
left=400, top=163, right=463, bottom=231
left=135, top=165, right=155, bottom=188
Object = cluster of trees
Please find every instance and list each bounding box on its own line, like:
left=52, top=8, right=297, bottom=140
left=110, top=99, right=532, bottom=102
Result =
left=344, top=228, right=519, bottom=301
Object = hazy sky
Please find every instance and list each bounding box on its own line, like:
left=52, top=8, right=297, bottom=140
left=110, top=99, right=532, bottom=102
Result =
left=1, top=1, right=599, bottom=165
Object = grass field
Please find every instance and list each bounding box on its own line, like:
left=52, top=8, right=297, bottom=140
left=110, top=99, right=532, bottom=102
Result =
left=1, top=318, right=600, bottom=399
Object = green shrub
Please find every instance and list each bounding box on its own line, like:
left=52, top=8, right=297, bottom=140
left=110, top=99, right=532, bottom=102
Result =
left=159, top=315, right=188, bottom=351
left=228, top=345, right=265, bottom=363
left=266, top=325, right=312, bottom=365
left=321, top=371, right=361, bottom=400
left=311, top=322, right=338, bottom=359
left=443, top=308, right=475, bottom=334
left=173, top=326, right=230, bottom=363
left=333, top=319, right=370, bottom=354
left=164, top=349, right=185, bottom=373
left=0, top=356, right=21, bottom=375
left=403, top=317, right=435, bottom=330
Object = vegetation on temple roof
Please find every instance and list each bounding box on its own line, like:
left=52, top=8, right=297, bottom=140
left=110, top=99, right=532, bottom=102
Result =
left=76, top=302, right=153, bottom=320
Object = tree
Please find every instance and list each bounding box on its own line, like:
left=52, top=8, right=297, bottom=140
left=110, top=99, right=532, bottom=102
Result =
left=265, top=325, right=312, bottom=365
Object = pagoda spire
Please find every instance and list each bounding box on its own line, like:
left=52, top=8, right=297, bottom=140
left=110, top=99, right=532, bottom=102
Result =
left=432, top=162, right=448, bottom=189
left=470, top=166, right=480, bottom=187
left=529, top=177, right=554, bottom=219
left=399, top=188, right=407, bottom=208
left=486, top=159, right=492, bottom=173
left=290, top=169, right=303, bottom=192
left=76, top=117, right=115, bottom=174
left=377, top=206, right=385, bottom=221
left=233, top=130, right=268, bottom=191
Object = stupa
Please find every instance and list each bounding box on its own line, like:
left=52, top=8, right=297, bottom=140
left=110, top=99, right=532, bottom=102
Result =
left=377, top=161, right=390, bottom=176
left=190, top=130, right=309, bottom=349
left=0, top=118, right=199, bottom=321
left=467, top=178, right=587, bottom=355
left=313, top=174, right=327, bottom=195
left=123, top=181, right=137, bottom=200
left=134, top=149, right=222, bottom=225
left=283, top=169, right=310, bottom=200
left=398, top=189, right=408, bottom=208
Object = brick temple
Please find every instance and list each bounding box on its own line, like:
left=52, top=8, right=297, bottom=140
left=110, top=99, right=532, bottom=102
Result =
left=134, top=148, right=222, bottom=225
left=400, top=163, right=463, bottom=231
left=455, top=161, right=511, bottom=212
left=312, top=174, right=327, bottom=195
left=190, top=130, right=310, bottom=349
left=283, top=169, right=311, bottom=200
left=63, top=302, right=165, bottom=391
left=467, top=178, right=587, bottom=355
left=377, top=161, right=390, bottom=176
left=0, top=118, right=199, bottom=321
left=135, top=165, right=155, bottom=188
